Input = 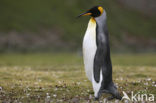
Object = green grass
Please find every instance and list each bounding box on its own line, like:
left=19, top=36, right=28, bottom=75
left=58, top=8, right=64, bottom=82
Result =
left=0, top=53, right=156, bottom=102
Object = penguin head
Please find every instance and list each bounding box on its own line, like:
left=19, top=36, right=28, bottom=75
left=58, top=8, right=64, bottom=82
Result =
left=78, top=6, right=104, bottom=18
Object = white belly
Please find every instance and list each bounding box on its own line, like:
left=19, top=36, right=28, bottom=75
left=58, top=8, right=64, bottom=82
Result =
left=82, top=18, right=97, bottom=81
left=82, top=18, right=103, bottom=98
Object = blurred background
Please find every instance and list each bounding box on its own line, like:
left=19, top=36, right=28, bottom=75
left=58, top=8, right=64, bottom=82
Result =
left=0, top=0, right=155, bottom=53
left=0, top=1, right=156, bottom=102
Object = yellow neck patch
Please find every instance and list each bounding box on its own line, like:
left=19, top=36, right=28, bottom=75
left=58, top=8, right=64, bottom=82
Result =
left=88, top=17, right=96, bottom=28
left=90, top=17, right=96, bottom=23
left=98, top=6, right=104, bottom=15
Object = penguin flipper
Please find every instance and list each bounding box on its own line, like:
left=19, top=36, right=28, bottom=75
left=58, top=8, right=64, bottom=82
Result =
left=93, top=45, right=107, bottom=83
left=94, top=25, right=109, bottom=83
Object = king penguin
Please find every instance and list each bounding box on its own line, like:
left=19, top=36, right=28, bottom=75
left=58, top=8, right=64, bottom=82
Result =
left=78, top=6, right=122, bottom=100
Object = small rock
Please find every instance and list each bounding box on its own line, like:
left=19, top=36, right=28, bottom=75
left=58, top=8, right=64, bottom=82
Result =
left=103, top=98, right=107, bottom=103
left=89, top=95, right=92, bottom=99
left=146, top=78, right=152, bottom=81
left=46, top=96, right=50, bottom=99
left=144, top=82, right=148, bottom=86
left=26, top=93, right=30, bottom=97
left=53, top=94, right=57, bottom=98
left=152, top=84, right=156, bottom=87
left=77, top=82, right=81, bottom=85
left=124, top=99, right=129, bottom=103
left=71, top=97, right=79, bottom=103
left=0, top=87, right=2, bottom=91
left=115, top=100, right=119, bottom=103
left=46, top=93, right=49, bottom=96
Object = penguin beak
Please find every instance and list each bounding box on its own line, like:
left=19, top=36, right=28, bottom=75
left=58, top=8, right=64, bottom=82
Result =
left=77, top=11, right=92, bottom=18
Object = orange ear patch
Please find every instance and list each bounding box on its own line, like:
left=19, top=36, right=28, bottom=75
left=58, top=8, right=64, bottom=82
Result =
left=98, top=6, right=104, bottom=14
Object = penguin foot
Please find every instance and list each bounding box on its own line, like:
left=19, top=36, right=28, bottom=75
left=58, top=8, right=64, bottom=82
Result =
left=115, top=95, right=122, bottom=100
left=106, top=96, right=114, bottom=101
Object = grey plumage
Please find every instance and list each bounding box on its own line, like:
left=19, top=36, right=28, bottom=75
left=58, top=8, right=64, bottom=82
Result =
left=94, top=10, right=121, bottom=100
